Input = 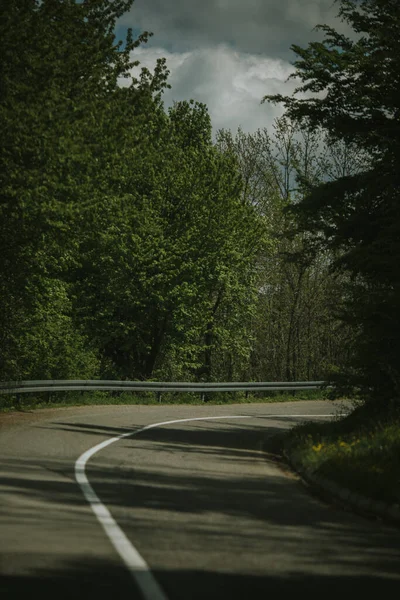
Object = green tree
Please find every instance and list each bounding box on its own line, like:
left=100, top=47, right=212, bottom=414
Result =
left=75, top=99, right=263, bottom=381
left=216, top=121, right=356, bottom=383
left=263, top=0, right=400, bottom=403
left=0, top=0, right=169, bottom=380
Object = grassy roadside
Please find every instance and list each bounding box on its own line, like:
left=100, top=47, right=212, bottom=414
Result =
left=0, top=388, right=329, bottom=412
left=282, top=399, right=400, bottom=506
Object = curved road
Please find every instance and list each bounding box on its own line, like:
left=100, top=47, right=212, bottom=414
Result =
left=1, top=401, right=400, bottom=599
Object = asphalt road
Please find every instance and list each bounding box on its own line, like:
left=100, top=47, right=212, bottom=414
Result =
left=1, top=400, right=400, bottom=599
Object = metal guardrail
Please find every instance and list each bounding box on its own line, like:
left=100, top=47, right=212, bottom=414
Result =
left=0, top=379, right=328, bottom=394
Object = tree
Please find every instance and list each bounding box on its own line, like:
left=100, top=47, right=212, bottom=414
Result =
left=0, top=0, right=169, bottom=380
left=75, top=99, right=263, bottom=381
left=262, top=0, right=400, bottom=404
left=216, top=121, right=357, bottom=383
left=0, top=1, right=264, bottom=385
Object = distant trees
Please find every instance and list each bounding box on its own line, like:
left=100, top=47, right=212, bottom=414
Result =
left=263, top=0, right=400, bottom=404
left=215, top=120, right=359, bottom=383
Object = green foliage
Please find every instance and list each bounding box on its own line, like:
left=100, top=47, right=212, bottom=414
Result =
left=263, top=0, right=400, bottom=404
left=1, top=277, right=99, bottom=381
left=0, top=388, right=327, bottom=412
left=0, top=1, right=263, bottom=384
left=4, top=0, right=380, bottom=391
left=284, top=401, right=400, bottom=504
left=216, top=122, right=354, bottom=383
left=73, top=99, right=263, bottom=380
left=0, top=0, right=169, bottom=381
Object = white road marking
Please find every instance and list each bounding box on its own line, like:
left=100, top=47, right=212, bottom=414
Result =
left=74, top=412, right=340, bottom=600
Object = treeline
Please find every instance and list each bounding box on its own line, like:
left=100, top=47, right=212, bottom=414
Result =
left=1, top=0, right=377, bottom=388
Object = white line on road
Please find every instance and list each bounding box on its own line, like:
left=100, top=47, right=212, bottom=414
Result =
left=74, top=412, right=341, bottom=600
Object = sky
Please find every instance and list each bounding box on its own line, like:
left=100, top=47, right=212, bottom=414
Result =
left=116, top=0, right=351, bottom=139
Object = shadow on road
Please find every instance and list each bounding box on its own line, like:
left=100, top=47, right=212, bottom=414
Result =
left=155, top=568, right=400, bottom=598
left=1, top=417, right=400, bottom=599
left=0, top=558, right=137, bottom=600
left=2, top=560, right=400, bottom=600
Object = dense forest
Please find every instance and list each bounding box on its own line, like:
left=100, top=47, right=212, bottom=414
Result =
left=1, top=0, right=399, bottom=407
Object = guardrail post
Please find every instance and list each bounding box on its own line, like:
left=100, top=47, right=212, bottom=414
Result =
left=157, top=392, right=162, bottom=403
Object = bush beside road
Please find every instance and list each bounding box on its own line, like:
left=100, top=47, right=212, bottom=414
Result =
left=279, top=401, right=400, bottom=525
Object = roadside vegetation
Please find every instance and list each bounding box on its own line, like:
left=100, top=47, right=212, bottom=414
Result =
left=0, top=389, right=330, bottom=412
left=282, top=401, right=400, bottom=506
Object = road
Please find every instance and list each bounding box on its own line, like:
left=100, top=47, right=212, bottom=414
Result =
left=1, top=400, right=400, bottom=599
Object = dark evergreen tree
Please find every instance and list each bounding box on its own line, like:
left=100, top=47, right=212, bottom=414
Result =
left=263, top=0, right=400, bottom=404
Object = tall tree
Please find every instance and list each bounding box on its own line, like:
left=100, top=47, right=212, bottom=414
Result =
left=263, top=0, right=400, bottom=403
left=216, top=121, right=356, bottom=383
left=0, top=0, right=169, bottom=380
left=75, top=99, right=263, bottom=381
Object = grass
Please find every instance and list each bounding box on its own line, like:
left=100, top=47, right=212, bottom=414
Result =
left=283, top=399, right=400, bottom=506
left=0, top=388, right=330, bottom=412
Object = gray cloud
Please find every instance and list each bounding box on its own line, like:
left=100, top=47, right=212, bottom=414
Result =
left=119, top=0, right=345, bottom=59
left=122, top=44, right=299, bottom=137
left=117, top=0, right=353, bottom=136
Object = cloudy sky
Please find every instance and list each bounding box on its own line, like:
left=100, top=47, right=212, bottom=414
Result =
left=116, top=0, right=350, bottom=138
